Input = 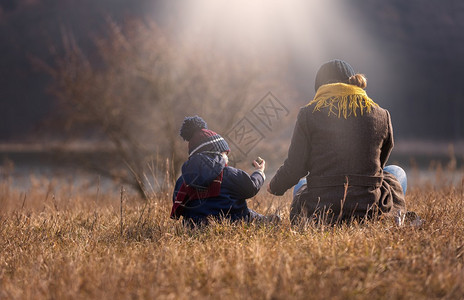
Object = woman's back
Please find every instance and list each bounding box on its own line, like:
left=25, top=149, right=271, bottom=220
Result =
left=304, top=104, right=391, bottom=177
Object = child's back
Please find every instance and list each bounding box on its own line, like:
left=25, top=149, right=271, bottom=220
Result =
left=171, top=116, right=270, bottom=226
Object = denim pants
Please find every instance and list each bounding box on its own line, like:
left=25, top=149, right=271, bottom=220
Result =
left=293, top=165, right=408, bottom=196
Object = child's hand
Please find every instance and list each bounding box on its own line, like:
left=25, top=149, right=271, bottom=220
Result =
left=253, top=157, right=265, bottom=172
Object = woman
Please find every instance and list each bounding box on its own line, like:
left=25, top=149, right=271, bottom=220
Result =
left=268, top=59, right=407, bottom=225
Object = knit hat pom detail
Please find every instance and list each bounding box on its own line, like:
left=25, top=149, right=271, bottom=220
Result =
left=179, top=116, right=207, bottom=141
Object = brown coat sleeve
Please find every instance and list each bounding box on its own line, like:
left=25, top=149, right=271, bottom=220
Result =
left=380, top=110, right=394, bottom=168
left=269, top=108, right=310, bottom=195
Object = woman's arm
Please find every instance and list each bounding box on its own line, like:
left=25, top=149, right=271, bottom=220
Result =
left=380, top=110, right=394, bottom=168
left=269, top=108, right=310, bottom=195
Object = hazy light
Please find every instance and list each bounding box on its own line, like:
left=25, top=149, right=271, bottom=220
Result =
left=165, top=0, right=391, bottom=97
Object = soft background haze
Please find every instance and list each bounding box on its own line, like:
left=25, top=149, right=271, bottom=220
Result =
left=1, top=0, right=463, bottom=180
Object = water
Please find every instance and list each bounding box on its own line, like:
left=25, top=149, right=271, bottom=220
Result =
left=1, top=150, right=127, bottom=195
left=1, top=150, right=463, bottom=195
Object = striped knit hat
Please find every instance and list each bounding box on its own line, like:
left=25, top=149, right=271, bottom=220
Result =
left=179, top=116, right=230, bottom=156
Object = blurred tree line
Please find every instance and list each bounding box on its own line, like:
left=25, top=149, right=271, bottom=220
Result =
left=32, top=18, right=292, bottom=198
left=1, top=0, right=463, bottom=141
left=1, top=0, right=464, bottom=196
left=351, top=0, right=464, bottom=140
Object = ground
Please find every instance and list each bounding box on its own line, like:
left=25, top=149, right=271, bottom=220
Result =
left=0, top=170, right=463, bottom=299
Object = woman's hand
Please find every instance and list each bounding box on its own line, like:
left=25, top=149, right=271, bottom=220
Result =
left=266, top=183, right=273, bottom=194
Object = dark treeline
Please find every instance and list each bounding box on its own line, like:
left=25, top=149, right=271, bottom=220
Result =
left=0, top=0, right=463, bottom=141
left=0, top=0, right=156, bottom=141
left=355, top=0, right=464, bottom=141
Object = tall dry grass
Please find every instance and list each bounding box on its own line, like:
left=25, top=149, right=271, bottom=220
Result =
left=1, top=169, right=464, bottom=299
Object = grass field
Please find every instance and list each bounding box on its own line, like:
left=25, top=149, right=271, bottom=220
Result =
left=1, top=169, right=464, bottom=299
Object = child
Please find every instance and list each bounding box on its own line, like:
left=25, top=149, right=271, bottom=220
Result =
left=171, top=116, right=276, bottom=226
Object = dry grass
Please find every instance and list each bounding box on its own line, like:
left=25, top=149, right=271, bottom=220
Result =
left=1, top=172, right=464, bottom=300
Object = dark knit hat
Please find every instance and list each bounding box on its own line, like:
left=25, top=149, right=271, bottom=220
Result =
left=179, top=116, right=230, bottom=156
left=314, top=59, right=356, bottom=92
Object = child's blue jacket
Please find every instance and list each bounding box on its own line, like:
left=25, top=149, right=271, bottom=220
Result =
left=172, top=152, right=265, bottom=223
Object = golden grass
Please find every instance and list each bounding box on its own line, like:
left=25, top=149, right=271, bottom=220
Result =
left=1, top=174, right=464, bottom=299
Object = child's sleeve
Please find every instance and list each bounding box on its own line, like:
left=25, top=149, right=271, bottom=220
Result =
left=225, top=167, right=265, bottom=199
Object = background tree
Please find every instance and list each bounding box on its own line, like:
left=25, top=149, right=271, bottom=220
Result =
left=37, top=19, right=293, bottom=199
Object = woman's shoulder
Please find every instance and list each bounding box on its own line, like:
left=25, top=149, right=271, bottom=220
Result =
left=295, top=105, right=313, bottom=120
left=371, top=105, right=391, bottom=119
left=299, top=105, right=313, bottom=113
left=297, top=105, right=320, bottom=125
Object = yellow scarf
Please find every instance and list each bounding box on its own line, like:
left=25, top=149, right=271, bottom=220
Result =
left=308, top=83, right=378, bottom=119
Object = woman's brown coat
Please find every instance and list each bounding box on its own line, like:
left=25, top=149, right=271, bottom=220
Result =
left=269, top=104, right=406, bottom=223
